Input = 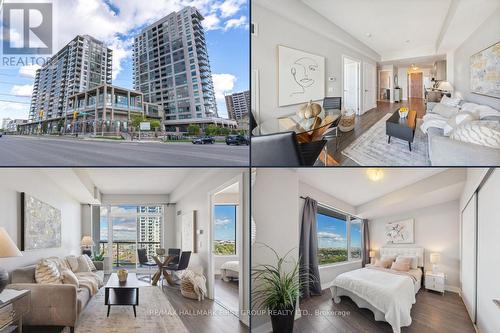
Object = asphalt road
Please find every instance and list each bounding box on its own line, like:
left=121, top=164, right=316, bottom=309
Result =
left=0, top=135, right=249, bottom=166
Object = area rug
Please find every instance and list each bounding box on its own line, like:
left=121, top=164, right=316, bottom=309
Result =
left=74, top=286, right=189, bottom=333
left=342, top=113, right=430, bottom=166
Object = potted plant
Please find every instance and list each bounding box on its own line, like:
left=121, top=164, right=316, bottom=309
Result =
left=252, top=244, right=309, bottom=333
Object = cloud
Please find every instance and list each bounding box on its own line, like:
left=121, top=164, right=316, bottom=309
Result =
left=212, top=73, right=236, bottom=100
left=19, top=65, right=41, bottom=78
left=317, top=232, right=345, bottom=242
left=215, top=217, right=232, bottom=226
left=202, top=13, right=221, bottom=31
left=218, top=0, right=246, bottom=18
left=10, top=85, right=33, bottom=97
left=0, top=101, right=30, bottom=120
left=224, top=15, right=247, bottom=31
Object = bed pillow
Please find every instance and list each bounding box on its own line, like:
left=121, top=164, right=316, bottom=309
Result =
left=391, top=261, right=410, bottom=272
left=449, top=120, right=500, bottom=149
left=374, top=256, right=394, bottom=269
left=440, top=95, right=461, bottom=108
left=432, top=103, right=459, bottom=118
left=396, top=256, right=418, bottom=269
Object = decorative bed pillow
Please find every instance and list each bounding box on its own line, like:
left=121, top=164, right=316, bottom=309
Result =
left=374, top=256, right=395, bottom=268
left=35, top=259, right=62, bottom=284
left=391, top=261, right=410, bottom=272
left=450, top=121, right=500, bottom=149
left=440, top=95, right=461, bottom=108
left=432, top=103, right=459, bottom=118
left=83, top=254, right=97, bottom=272
left=396, top=256, right=418, bottom=269
left=460, top=102, right=479, bottom=113
left=475, top=105, right=500, bottom=119
left=74, top=255, right=92, bottom=273
left=443, top=111, right=478, bottom=136
left=60, top=268, right=79, bottom=287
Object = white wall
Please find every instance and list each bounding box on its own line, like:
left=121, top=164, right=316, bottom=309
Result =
left=397, top=67, right=408, bottom=100
left=460, top=168, right=490, bottom=211
left=0, top=169, right=82, bottom=273
left=370, top=200, right=461, bottom=291
left=252, top=1, right=378, bottom=129
left=453, top=7, right=500, bottom=110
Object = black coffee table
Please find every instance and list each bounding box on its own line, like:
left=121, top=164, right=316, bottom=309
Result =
left=105, top=273, right=146, bottom=317
left=386, top=109, right=417, bottom=151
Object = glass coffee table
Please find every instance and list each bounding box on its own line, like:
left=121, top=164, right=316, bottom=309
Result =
left=105, top=273, right=148, bottom=317
left=386, top=109, right=417, bottom=151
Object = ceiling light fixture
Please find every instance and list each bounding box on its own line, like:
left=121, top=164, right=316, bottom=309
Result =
left=366, top=168, right=384, bottom=182
left=405, top=40, right=410, bottom=43
left=366, top=33, right=372, bottom=38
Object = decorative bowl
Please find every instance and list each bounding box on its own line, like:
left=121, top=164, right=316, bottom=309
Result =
left=399, top=107, right=409, bottom=118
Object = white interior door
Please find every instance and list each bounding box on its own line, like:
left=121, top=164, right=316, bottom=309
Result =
left=461, top=194, right=476, bottom=322
left=477, top=170, right=500, bottom=333
left=343, top=57, right=360, bottom=114
left=363, top=62, right=376, bottom=113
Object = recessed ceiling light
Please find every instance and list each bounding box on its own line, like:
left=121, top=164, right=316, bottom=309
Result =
left=366, top=169, right=384, bottom=181
left=366, top=33, right=372, bottom=38
left=405, top=40, right=410, bottom=43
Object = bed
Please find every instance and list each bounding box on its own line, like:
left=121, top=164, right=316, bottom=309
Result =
left=220, top=260, right=239, bottom=281
left=330, top=247, right=424, bottom=333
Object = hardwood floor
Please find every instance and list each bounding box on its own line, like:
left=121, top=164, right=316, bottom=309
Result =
left=215, top=275, right=239, bottom=314
left=324, top=98, right=426, bottom=166
left=294, top=289, right=475, bottom=333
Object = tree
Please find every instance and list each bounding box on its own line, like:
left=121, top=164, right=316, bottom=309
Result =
left=219, top=127, right=231, bottom=136
left=188, top=124, right=200, bottom=136
left=204, top=124, right=219, bottom=136
left=131, top=114, right=145, bottom=129
left=149, top=119, right=161, bottom=131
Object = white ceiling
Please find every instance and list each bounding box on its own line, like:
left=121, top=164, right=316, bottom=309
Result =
left=84, top=169, right=201, bottom=195
left=297, top=168, right=447, bottom=206
left=379, top=54, right=445, bottom=68
left=302, top=0, right=500, bottom=61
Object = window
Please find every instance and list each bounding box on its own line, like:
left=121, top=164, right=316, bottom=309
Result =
left=316, top=205, right=363, bottom=266
left=213, top=204, right=236, bottom=256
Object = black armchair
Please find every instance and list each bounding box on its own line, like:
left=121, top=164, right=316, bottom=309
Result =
left=167, top=248, right=181, bottom=265
left=164, top=251, right=191, bottom=286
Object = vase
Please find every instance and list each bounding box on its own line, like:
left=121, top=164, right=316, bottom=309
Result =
left=270, top=307, right=295, bottom=333
left=117, top=269, right=128, bottom=283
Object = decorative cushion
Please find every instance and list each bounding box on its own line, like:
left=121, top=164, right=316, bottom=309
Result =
left=475, top=105, right=500, bottom=119
left=35, top=259, right=62, bottom=284
left=60, top=268, right=79, bottom=287
left=443, top=111, right=479, bottom=136
left=75, top=255, right=92, bottom=273
left=396, top=256, right=418, bottom=269
left=450, top=120, right=500, bottom=149
left=83, top=254, right=97, bottom=272
left=391, top=261, right=410, bottom=272
left=65, top=255, right=79, bottom=272
left=374, top=256, right=395, bottom=268
left=460, top=102, right=480, bottom=113
left=432, top=103, right=460, bottom=118
left=47, top=257, right=69, bottom=271
left=440, top=95, right=461, bottom=107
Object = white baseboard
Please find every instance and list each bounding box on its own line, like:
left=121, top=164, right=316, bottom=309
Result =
left=445, top=285, right=461, bottom=293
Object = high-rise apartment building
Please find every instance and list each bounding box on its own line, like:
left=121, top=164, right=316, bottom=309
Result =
left=29, top=35, right=112, bottom=127
left=225, top=90, right=250, bottom=120
left=137, top=206, right=163, bottom=259
left=133, top=7, right=219, bottom=131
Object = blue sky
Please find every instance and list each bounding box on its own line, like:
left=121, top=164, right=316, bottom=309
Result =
left=317, top=214, right=362, bottom=249
left=0, top=0, right=249, bottom=121
left=214, top=204, right=236, bottom=241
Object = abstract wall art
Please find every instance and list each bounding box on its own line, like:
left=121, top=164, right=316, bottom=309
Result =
left=21, top=193, right=62, bottom=250
left=278, top=45, right=325, bottom=106
left=385, top=219, right=414, bottom=244
left=470, top=41, right=500, bottom=99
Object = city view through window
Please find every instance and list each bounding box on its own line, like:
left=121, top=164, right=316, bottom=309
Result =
left=316, top=210, right=362, bottom=265
left=213, top=204, right=237, bottom=255
left=100, top=205, right=163, bottom=268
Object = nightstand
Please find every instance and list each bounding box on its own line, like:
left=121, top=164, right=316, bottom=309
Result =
left=425, top=271, right=445, bottom=294
left=0, top=289, right=31, bottom=333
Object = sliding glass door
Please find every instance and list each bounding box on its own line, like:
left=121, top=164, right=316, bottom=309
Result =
left=99, top=205, right=163, bottom=271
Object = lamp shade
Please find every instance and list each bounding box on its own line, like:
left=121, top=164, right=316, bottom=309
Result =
left=0, top=227, right=22, bottom=257
left=369, top=250, right=375, bottom=258
left=81, top=236, right=94, bottom=247
left=438, top=81, right=454, bottom=91
left=430, top=253, right=441, bottom=264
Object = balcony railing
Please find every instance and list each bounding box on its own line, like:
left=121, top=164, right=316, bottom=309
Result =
left=98, top=240, right=161, bottom=269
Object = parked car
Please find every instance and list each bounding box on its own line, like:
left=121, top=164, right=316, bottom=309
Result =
left=226, top=134, right=249, bottom=145
left=0, top=132, right=3, bottom=138
left=192, top=136, right=215, bottom=144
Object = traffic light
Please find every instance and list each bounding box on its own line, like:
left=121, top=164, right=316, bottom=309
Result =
left=73, top=112, right=77, bottom=120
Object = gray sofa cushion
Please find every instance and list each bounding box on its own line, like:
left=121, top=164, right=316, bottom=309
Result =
left=10, top=265, right=36, bottom=283
left=77, top=287, right=91, bottom=314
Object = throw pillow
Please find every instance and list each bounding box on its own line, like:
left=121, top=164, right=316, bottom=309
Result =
left=47, top=257, right=69, bottom=271
left=440, top=95, right=461, bottom=108
left=450, top=121, right=500, bottom=149
left=396, top=256, right=418, bottom=269
left=65, top=255, right=79, bottom=272
left=83, top=254, right=97, bottom=272
left=60, top=268, right=79, bottom=287
left=432, top=103, right=459, bottom=118
left=35, top=259, right=62, bottom=284
left=374, top=256, right=394, bottom=269
left=75, top=255, right=92, bottom=273
left=443, top=111, right=478, bottom=136
left=391, top=261, right=410, bottom=272
left=460, top=102, right=480, bottom=113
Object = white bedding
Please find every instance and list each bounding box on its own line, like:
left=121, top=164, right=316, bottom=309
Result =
left=330, top=267, right=417, bottom=333
left=220, top=261, right=239, bottom=281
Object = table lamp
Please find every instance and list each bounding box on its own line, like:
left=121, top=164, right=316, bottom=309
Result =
left=0, top=227, right=23, bottom=293
left=81, top=236, right=94, bottom=257
left=430, top=253, right=441, bottom=273
left=369, top=250, right=376, bottom=264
